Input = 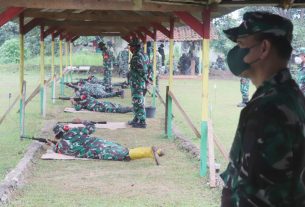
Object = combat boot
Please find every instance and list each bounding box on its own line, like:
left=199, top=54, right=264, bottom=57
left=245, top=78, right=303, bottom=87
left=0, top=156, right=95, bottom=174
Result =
left=132, top=121, right=147, bottom=128
left=116, top=90, right=124, bottom=99
left=128, top=118, right=138, bottom=125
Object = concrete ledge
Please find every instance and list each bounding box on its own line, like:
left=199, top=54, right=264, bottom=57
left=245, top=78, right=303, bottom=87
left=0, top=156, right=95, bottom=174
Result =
left=0, top=141, right=43, bottom=205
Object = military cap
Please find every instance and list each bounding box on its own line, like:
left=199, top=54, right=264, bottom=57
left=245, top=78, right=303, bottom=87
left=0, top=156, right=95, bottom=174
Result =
left=129, top=38, right=141, bottom=47
left=98, top=41, right=106, bottom=48
left=224, top=11, right=293, bottom=43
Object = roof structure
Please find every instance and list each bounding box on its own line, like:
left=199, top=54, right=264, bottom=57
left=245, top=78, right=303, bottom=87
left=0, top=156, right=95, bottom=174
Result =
left=0, top=0, right=304, bottom=41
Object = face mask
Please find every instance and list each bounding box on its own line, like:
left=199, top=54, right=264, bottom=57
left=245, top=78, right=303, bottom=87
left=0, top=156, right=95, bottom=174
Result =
left=295, top=56, right=302, bottom=65
left=226, top=44, right=260, bottom=76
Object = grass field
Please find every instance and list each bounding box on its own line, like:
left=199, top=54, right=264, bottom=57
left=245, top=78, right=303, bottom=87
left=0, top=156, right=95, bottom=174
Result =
left=0, top=70, right=256, bottom=206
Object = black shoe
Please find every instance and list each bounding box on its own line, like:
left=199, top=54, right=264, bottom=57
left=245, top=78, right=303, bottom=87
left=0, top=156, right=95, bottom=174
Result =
left=132, top=122, right=147, bottom=128
left=119, top=90, right=125, bottom=99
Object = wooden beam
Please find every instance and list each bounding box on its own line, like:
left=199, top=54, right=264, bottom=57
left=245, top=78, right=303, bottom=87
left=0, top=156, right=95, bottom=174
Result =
left=175, top=11, right=203, bottom=37
left=71, top=36, right=79, bottom=42
left=0, top=7, right=25, bottom=27
left=0, top=0, right=204, bottom=12
left=151, top=22, right=170, bottom=38
left=138, top=26, right=154, bottom=39
left=43, top=26, right=57, bottom=38
left=41, top=19, right=145, bottom=28
left=53, top=29, right=64, bottom=39
left=24, top=9, right=171, bottom=23
left=23, top=18, right=42, bottom=34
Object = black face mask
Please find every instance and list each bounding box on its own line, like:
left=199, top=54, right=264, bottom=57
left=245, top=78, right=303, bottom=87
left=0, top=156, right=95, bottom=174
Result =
left=226, top=44, right=260, bottom=76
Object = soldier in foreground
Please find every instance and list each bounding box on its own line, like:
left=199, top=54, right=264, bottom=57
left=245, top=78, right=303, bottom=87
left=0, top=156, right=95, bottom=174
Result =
left=128, top=38, right=149, bottom=128
left=51, top=122, right=164, bottom=165
left=70, top=94, right=132, bottom=113
left=221, top=11, right=305, bottom=206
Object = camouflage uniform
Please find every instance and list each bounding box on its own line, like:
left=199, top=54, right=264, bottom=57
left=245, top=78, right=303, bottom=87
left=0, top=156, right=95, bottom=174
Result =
left=102, top=49, right=115, bottom=90
left=77, top=83, right=122, bottom=99
left=221, top=69, right=305, bottom=207
left=117, top=49, right=129, bottom=78
left=130, top=41, right=149, bottom=126
left=54, top=123, right=129, bottom=160
left=240, top=77, right=250, bottom=104
left=52, top=123, right=162, bottom=163
left=73, top=95, right=131, bottom=113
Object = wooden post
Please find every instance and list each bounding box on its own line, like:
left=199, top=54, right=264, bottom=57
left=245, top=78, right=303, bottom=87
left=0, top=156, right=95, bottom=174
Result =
left=165, top=86, right=169, bottom=134
left=152, top=29, right=157, bottom=108
left=51, top=33, right=56, bottom=104
left=20, top=81, right=26, bottom=137
left=207, top=120, right=216, bottom=187
left=65, top=40, right=68, bottom=82
left=40, top=25, right=45, bottom=116
left=59, top=34, right=64, bottom=96
left=19, top=15, right=25, bottom=136
left=69, top=40, right=73, bottom=82
left=200, top=9, right=211, bottom=177
left=42, top=80, right=47, bottom=117
left=167, top=18, right=174, bottom=139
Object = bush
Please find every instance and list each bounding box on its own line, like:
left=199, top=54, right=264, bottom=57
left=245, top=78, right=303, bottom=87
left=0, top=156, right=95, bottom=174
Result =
left=0, top=38, right=29, bottom=64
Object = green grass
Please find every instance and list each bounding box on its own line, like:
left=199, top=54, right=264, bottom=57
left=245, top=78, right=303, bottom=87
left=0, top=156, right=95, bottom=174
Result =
left=0, top=71, right=47, bottom=180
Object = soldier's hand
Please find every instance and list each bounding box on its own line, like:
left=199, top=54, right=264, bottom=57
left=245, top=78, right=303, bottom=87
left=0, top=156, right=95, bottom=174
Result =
left=70, top=99, right=76, bottom=105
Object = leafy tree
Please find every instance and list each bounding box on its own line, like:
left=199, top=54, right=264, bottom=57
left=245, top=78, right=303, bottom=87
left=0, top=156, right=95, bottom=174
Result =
left=0, top=38, right=29, bottom=64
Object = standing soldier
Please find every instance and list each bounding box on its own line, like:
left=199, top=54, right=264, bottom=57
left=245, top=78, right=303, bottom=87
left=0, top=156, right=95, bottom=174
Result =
left=295, top=48, right=305, bottom=95
left=128, top=38, right=149, bottom=128
left=117, top=47, right=129, bottom=78
left=98, top=41, right=115, bottom=92
left=237, top=77, right=250, bottom=107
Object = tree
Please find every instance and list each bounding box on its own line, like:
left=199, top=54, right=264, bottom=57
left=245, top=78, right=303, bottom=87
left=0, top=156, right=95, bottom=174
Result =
left=0, top=38, right=29, bottom=64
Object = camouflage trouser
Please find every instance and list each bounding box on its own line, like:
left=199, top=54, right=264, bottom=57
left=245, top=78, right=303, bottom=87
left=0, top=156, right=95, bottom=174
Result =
left=78, top=88, right=119, bottom=99
left=76, top=102, right=130, bottom=113
left=240, top=78, right=250, bottom=103
left=103, top=68, right=112, bottom=89
left=84, top=138, right=130, bottom=161
left=131, top=85, right=146, bottom=122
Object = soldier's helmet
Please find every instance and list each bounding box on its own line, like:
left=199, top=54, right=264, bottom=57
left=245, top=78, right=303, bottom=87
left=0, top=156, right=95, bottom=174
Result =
left=53, top=124, right=69, bottom=137
left=129, top=38, right=141, bottom=47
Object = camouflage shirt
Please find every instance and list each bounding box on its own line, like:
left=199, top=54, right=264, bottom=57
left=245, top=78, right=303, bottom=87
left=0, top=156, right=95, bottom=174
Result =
left=102, top=49, right=114, bottom=70
left=221, top=68, right=305, bottom=207
left=130, top=49, right=149, bottom=89
left=54, top=123, right=129, bottom=160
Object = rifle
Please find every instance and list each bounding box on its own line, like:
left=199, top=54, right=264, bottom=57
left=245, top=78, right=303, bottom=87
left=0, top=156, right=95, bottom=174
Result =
left=52, top=97, right=81, bottom=101
left=20, top=136, right=57, bottom=144
left=57, top=121, right=107, bottom=124
left=64, top=83, right=80, bottom=90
